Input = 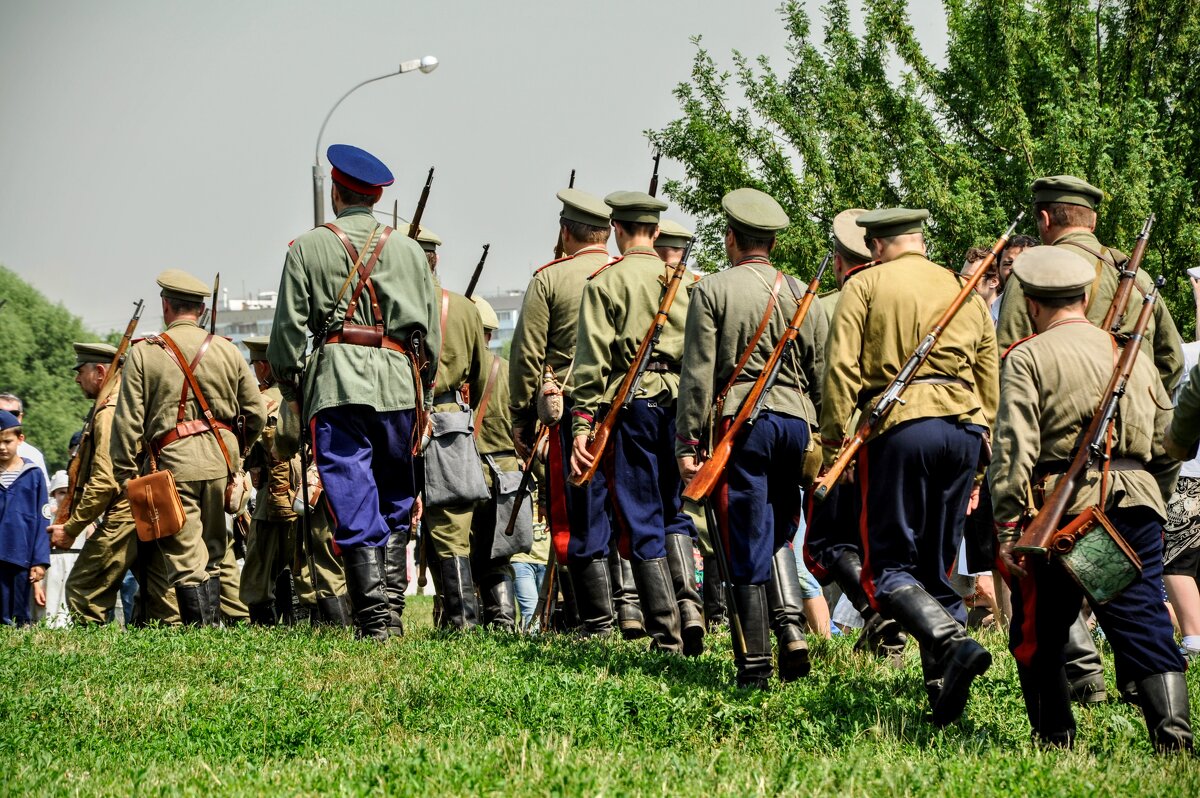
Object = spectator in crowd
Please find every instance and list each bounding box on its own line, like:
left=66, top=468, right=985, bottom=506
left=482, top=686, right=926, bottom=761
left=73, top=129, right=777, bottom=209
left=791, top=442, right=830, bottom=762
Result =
left=0, top=409, right=50, bottom=624
left=0, top=394, right=48, bottom=481
left=41, top=470, right=83, bottom=627
left=512, top=509, right=549, bottom=631
left=792, top=515, right=831, bottom=637
left=997, top=234, right=1039, bottom=288
left=960, top=247, right=1003, bottom=323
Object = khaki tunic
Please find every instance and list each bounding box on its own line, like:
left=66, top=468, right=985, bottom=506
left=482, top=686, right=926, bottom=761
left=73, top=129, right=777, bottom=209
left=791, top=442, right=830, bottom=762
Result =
left=63, top=393, right=131, bottom=538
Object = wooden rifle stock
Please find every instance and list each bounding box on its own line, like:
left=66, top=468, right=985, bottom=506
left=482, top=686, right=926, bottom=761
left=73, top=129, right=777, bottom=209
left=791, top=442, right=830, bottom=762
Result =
left=210, top=272, right=220, bottom=334
left=1013, top=276, right=1163, bottom=555
left=464, top=244, right=490, bottom=299
left=553, top=169, right=577, bottom=260
left=504, top=424, right=549, bottom=536
left=1099, top=214, right=1154, bottom=334
left=813, top=211, right=1025, bottom=501
left=570, top=241, right=693, bottom=486
left=683, top=253, right=831, bottom=503
left=407, top=167, right=435, bottom=239
left=55, top=300, right=144, bottom=525
left=648, top=151, right=661, bottom=197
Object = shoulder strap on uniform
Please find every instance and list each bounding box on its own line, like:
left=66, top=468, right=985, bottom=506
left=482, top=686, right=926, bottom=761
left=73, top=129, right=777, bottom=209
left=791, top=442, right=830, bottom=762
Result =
left=473, top=354, right=503, bottom=440
left=155, top=333, right=235, bottom=476
left=534, top=254, right=572, bottom=275
left=588, top=256, right=623, bottom=280
left=343, top=225, right=394, bottom=328
left=1001, top=333, right=1037, bottom=360
left=439, top=289, right=451, bottom=343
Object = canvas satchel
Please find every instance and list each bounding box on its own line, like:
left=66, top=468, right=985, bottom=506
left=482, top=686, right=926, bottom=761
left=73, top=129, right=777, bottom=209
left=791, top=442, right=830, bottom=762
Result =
left=486, top=456, right=533, bottom=560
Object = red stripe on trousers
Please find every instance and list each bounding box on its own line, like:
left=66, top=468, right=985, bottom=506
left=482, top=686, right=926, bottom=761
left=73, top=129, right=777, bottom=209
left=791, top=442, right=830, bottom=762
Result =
left=546, top=427, right=572, bottom=564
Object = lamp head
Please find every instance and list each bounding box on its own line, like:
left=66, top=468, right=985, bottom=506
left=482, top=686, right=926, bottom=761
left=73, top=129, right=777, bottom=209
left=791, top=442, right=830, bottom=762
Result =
left=419, top=55, right=438, bottom=74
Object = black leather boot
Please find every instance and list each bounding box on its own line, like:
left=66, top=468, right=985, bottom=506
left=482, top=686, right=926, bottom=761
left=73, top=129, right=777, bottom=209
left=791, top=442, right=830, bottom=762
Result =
left=1137, top=672, right=1194, bottom=753
left=273, top=568, right=295, bottom=625
left=666, top=534, right=705, bottom=657
left=384, top=529, right=410, bottom=637
left=631, top=557, right=683, bottom=653
left=480, top=568, right=517, bottom=632
left=767, top=547, right=809, bottom=680
left=1017, top=662, right=1076, bottom=749
left=731, top=584, right=773, bottom=689
left=609, top=551, right=646, bottom=639
left=436, top=556, right=480, bottom=631
left=568, top=558, right=615, bottom=637
left=1064, top=612, right=1107, bottom=704
left=342, top=546, right=390, bottom=642
left=204, top=576, right=222, bottom=627
left=248, top=602, right=277, bottom=626
left=702, top=555, right=727, bottom=631
left=315, top=595, right=350, bottom=627
left=829, top=549, right=906, bottom=662
left=176, top=583, right=209, bottom=626
left=882, top=583, right=991, bottom=726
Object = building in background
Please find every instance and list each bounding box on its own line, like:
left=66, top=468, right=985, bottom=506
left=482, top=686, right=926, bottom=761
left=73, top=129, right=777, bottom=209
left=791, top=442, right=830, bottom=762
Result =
left=481, top=290, right=523, bottom=352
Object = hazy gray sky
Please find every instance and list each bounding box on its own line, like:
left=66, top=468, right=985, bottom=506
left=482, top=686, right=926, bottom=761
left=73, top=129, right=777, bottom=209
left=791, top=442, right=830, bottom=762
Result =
left=0, top=1, right=945, bottom=333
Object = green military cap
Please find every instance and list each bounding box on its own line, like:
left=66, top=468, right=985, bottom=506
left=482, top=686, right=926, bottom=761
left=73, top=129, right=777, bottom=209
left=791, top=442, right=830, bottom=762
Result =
left=721, top=188, right=790, bottom=238
left=410, top=225, right=442, bottom=252
left=856, top=207, right=930, bottom=239
left=72, top=342, right=117, bottom=371
left=156, top=269, right=211, bottom=302
left=557, top=188, right=611, bottom=229
left=1030, top=175, right=1104, bottom=209
left=243, top=336, right=271, bottom=362
left=655, top=219, right=694, bottom=249
left=605, top=191, right=668, bottom=224
left=1011, top=246, right=1094, bottom=299
left=831, top=208, right=872, bottom=261
left=472, top=297, right=500, bottom=331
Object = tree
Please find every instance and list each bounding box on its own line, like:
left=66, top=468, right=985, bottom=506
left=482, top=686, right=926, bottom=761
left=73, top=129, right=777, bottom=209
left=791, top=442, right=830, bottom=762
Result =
left=649, top=0, right=1200, bottom=334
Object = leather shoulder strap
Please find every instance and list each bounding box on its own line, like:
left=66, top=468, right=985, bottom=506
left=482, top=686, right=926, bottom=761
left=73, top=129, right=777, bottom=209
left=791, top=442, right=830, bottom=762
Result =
left=473, top=354, right=503, bottom=440
left=343, top=226, right=394, bottom=327
left=716, top=270, right=784, bottom=408
left=157, top=333, right=235, bottom=476
left=440, top=289, right=451, bottom=343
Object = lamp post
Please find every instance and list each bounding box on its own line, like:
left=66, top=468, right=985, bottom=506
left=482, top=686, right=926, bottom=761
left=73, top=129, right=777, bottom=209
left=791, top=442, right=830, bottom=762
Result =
left=312, top=56, right=438, bottom=225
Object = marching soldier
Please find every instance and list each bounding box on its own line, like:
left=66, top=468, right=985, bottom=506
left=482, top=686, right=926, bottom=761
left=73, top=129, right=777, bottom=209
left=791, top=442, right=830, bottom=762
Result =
left=676, top=188, right=827, bottom=687
left=508, top=189, right=616, bottom=637
left=111, top=270, right=267, bottom=626
left=268, top=144, right=439, bottom=641
left=570, top=190, right=702, bottom=655
left=820, top=208, right=999, bottom=725
left=992, top=247, right=1191, bottom=752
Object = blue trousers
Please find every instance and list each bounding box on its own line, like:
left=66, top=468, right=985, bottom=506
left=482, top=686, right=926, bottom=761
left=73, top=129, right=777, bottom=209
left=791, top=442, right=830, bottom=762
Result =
left=802, top=481, right=859, bottom=584
left=857, top=417, right=982, bottom=623
left=711, top=412, right=810, bottom=584
left=550, top=396, right=612, bottom=565
left=603, top=399, right=696, bottom=562
left=312, top=405, right=417, bottom=549
left=512, top=561, right=546, bottom=630
left=0, top=562, right=32, bottom=625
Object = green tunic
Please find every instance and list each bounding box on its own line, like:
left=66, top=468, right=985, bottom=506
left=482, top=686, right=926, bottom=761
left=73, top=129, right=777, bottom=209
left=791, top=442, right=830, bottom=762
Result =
left=432, top=288, right=487, bottom=411
left=995, top=230, right=1183, bottom=390
left=570, top=246, right=690, bottom=438
left=817, top=290, right=840, bottom=326
left=675, top=259, right=827, bottom=458
left=988, top=319, right=1175, bottom=543
left=477, top=352, right=516, bottom=457
left=268, top=206, right=442, bottom=420
left=63, top=387, right=132, bottom=538
left=1168, top=363, right=1200, bottom=460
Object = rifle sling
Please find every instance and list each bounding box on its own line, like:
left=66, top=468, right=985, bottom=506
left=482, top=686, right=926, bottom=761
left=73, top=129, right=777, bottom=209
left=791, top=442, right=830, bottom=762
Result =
left=473, top=354, right=502, bottom=440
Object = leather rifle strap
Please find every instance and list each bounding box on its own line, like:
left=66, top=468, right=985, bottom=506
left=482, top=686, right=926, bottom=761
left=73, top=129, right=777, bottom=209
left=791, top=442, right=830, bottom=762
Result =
left=715, top=270, right=784, bottom=411
left=473, top=354, right=502, bottom=440
left=173, top=335, right=213, bottom=424
left=158, top=333, right=235, bottom=477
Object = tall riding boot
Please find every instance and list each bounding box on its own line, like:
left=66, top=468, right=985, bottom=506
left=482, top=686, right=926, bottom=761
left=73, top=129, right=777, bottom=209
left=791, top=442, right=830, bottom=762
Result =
left=609, top=551, right=646, bottom=639
left=274, top=568, right=295, bottom=625
left=767, top=547, right=810, bottom=681
left=1017, top=663, right=1076, bottom=749
left=480, top=568, right=517, bottom=631
left=556, top=565, right=581, bottom=632
left=204, top=576, right=222, bottom=627
left=436, top=556, right=480, bottom=631
left=248, top=602, right=277, bottom=626
left=176, top=583, right=210, bottom=626
left=731, top=584, right=773, bottom=689
left=342, top=546, right=390, bottom=642
left=384, top=530, right=410, bottom=637
left=666, top=534, right=705, bottom=656
left=702, top=555, right=727, bottom=630
left=315, top=595, right=350, bottom=627
left=1064, top=612, right=1107, bottom=704
left=631, top=557, right=683, bottom=653
left=829, top=549, right=906, bottom=661
left=568, top=558, right=615, bottom=637
left=882, top=583, right=991, bottom=726
left=1137, top=672, right=1194, bottom=753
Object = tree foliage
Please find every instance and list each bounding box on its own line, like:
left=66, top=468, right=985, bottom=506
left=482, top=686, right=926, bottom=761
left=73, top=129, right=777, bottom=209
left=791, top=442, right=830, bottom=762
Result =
left=649, top=0, right=1200, bottom=331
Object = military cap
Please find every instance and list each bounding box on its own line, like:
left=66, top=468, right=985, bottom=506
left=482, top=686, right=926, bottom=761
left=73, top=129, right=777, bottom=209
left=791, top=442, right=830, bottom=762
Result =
left=0, top=410, right=19, bottom=432
left=327, top=144, right=394, bottom=196
left=605, top=191, right=668, bottom=224
left=721, top=188, right=790, bottom=238
left=472, top=297, right=500, bottom=331
left=832, top=209, right=873, bottom=261
left=1011, top=246, right=1094, bottom=299
left=856, top=207, right=930, bottom=239
left=656, top=219, right=694, bottom=249
left=243, top=336, right=271, bottom=362
left=1030, top=175, right=1103, bottom=209
left=72, top=342, right=117, bottom=371
left=410, top=225, right=442, bottom=252
left=557, top=188, right=611, bottom=229
left=156, top=269, right=211, bottom=303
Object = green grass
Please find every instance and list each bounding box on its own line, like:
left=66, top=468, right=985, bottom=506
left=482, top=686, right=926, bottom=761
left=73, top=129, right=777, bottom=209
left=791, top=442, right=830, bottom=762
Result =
left=2, top=597, right=1198, bottom=796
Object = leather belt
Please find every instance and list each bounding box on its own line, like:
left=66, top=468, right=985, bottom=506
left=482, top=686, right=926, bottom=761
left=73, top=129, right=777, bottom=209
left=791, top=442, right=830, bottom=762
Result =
left=325, top=331, right=410, bottom=353
left=644, top=360, right=680, bottom=374
left=153, top=418, right=232, bottom=457
left=1034, top=457, right=1145, bottom=480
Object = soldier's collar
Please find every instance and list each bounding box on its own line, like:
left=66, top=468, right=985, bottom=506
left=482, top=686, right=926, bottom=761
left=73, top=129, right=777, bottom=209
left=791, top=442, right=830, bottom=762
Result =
left=572, top=245, right=609, bottom=257
left=1042, top=316, right=1091, bottom=333
left=335, top=206, right=374, bottom=219
left=883, top=249, right=927, bottom=263
left=165, top=319, right=200, bottom=330
left=1051, top=230, right=1099, bottom=246
left=621, top=245, right=659, bottom=257
left=734, top=255, right=772, bottom=268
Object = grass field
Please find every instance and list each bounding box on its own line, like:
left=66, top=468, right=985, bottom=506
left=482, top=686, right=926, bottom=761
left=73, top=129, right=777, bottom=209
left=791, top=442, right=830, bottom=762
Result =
left=2, top=595, right=1198, bottom=797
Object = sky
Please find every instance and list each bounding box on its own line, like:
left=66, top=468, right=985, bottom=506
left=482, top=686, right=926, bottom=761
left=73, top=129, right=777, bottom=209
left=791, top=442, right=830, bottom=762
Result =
left=0, top=0, right=946, bottom=333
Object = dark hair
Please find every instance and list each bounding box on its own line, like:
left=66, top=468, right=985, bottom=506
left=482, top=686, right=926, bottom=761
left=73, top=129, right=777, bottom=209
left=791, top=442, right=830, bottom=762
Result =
left=1004, top=234, right=1039, bottom=252
left=333, top=182, right=379, bottom=208
left=561, top=218, right=609, bottom=244
left=0, top=424, right=22, bottom=437
left=964, top=246, right=992, bottom=264
left=1035, top=202, right=1095, bottom=230
left=730, top=226, right=775, bottom=252
left=165, top=297, right=205, bottom=316
left=613, top=220, right=658, bottom=239
left=1030, top=293, right=1085, bottom=309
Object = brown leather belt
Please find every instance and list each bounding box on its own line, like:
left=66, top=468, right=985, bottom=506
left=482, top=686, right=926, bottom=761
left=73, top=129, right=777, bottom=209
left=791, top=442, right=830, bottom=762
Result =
left=644, top=360, right=680, bottom=374
left=1034, top=457, right=1145, bottom=480
left=325, top=329, right=411, bottom=353
left=153, top=418, right=233, bottom=456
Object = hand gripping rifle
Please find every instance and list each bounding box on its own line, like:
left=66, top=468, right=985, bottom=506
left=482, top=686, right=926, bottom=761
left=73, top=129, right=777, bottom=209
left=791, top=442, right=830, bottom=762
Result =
left=683, top=252, right=832, bottom=503
left=1099, top=214, right=1155, bottom=335
left=648, top=151, right=662, bottom=197
left=54, top=300, right=144, bottom=526
left=464, top=244, right=490, bottom=299
left=504, top=423, right=548, bottom=537
left=407, top=167, right=435, bottom=240
left=1014, top=276, right=1164, bottom=556
left=813, top=212, right=1024, bottom=500
left=570, top=240, right=694, bottom=487
left=553, top=169, right=577, bottom=261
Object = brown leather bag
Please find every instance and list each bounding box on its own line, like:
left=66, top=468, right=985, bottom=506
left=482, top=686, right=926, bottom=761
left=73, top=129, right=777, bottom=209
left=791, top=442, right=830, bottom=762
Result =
left=128, top=450, right=187, bottom=542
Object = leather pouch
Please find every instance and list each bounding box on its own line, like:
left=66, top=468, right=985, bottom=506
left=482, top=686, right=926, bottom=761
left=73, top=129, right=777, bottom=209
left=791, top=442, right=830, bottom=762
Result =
left=1051, top=505, right=1143, bottom=604
left=128, top=466, right=186, bottom=543
left=339, top=323, right=384, bottom=348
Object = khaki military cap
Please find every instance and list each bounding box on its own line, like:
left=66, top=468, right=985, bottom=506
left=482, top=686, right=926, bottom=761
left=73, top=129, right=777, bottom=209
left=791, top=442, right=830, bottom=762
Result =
left=655, top=219, right=694, bottom=249
left=72, top=342, right=117, bottom=371
left=856, top=207, right=929, bottom=239
left=472, top=297, right=500, bottom=331
left=557, top=188, right=611, bottom=229
left=410, top=225, right=442, bottom=252
left=1031, top=175, right=1103, bottom=209
left=832, top=208, right=872, bottom=261
left=721, top=188, right=790, bottom=238
left=243, top=336, right=271, bottom=362
left=1011, top=246, right=1093, bottom=299
left=605, top=191, right=668, bottom=224
left=157, top=269, right=211, bottom=303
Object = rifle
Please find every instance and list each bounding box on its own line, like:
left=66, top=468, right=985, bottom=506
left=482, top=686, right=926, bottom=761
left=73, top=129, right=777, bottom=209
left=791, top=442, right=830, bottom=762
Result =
left=532, top=546, right=558, bottom=632
left=210, top=273, right=220, bottom=334
left=1099, top=214, right=1154, bottom=334
left=464, top=244, right=490, bottom=299
left=570, top=240, right=694, bottom=486
left=648, top=151, right=661, bottom=197
left=407, top=167, right=435, bottom=240
left=1013, top=276, right=1164, bottom=556
left=684, top=252, right=832, bottom=503
left=553, top=169, right=577, bottom=260
left=813, top=212, right=1025, bottom=500
left=54, top=300, right=144, bottom=525
left=505, top=424, right=548, bottom=536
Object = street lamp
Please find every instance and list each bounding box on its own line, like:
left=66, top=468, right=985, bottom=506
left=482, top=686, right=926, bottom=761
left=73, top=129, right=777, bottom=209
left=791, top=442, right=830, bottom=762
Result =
left=312, top=56, right=439, bottom=225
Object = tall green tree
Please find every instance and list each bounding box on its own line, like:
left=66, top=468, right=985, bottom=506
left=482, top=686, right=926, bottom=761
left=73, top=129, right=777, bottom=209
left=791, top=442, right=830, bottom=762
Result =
left=649, top=0, right=1200, bottom=332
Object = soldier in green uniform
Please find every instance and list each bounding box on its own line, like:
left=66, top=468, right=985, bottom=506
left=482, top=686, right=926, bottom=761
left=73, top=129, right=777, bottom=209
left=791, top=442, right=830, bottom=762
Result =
left=570, top=190, right=702, bottom=654
left=111, top=270, right=267, bottom=626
